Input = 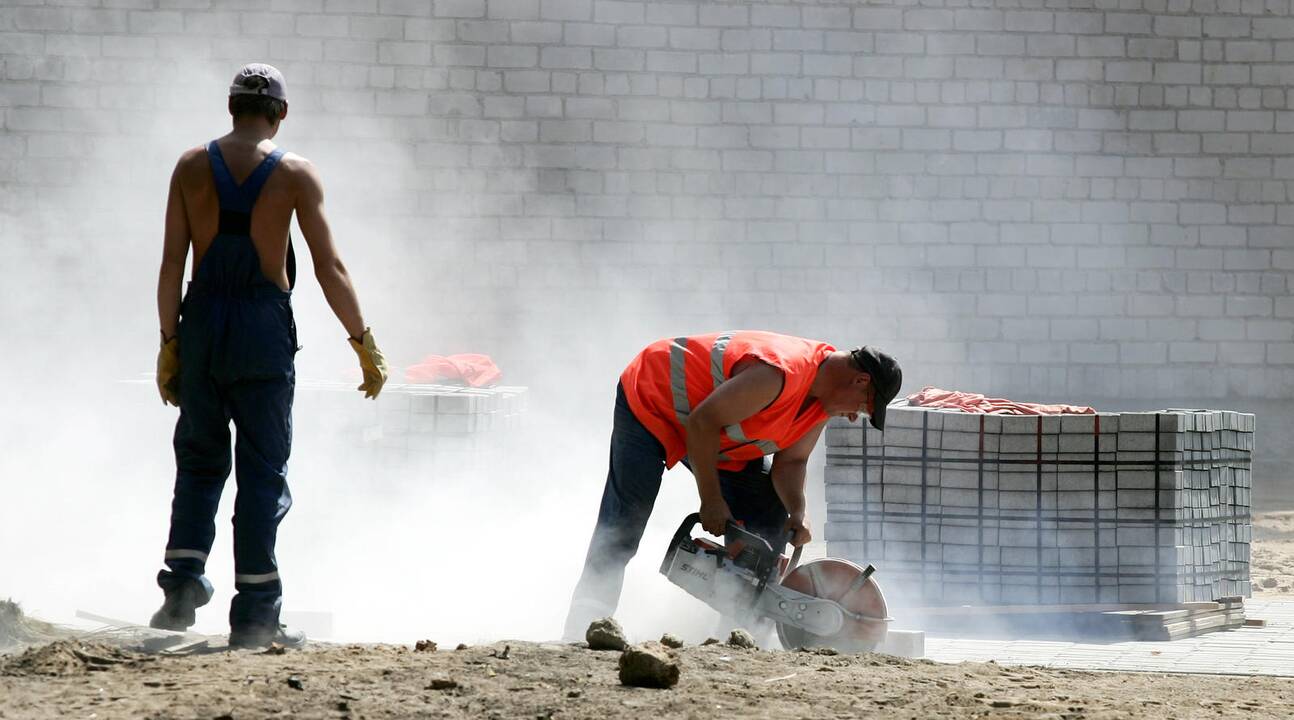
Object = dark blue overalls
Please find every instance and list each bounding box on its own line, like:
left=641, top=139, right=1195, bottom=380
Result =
left=157, top=140, right=299, bottom=635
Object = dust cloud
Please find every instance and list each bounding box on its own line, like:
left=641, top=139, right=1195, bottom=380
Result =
left=0, top=58, right=761, bottom=647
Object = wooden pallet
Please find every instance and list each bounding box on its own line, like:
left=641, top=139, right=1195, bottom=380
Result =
left=75, top=610, right=212, bottom=654
left=912, top=598, right=1248, bottom=641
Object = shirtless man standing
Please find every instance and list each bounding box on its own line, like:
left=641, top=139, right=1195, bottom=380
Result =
left=150, top=64, right=388, bottom=648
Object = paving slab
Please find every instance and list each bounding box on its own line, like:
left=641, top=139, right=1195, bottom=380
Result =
left=918, top=598, right=1294, bottom=676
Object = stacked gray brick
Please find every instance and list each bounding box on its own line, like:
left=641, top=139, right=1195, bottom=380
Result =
left=824, top=406, right=1253, bottom=607
left=364, top=384, right=528, bottom=468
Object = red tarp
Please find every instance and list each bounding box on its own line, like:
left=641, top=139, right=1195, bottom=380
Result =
left=404, top=354, right=502, bottom=388
left=905, top=386, right=1096, bottom=415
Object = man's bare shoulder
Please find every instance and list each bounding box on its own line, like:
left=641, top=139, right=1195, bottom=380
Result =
left=278, top=151, right=318, bottom=176
left=276, top=150, right=326, bottom=198
left=173, top=144, right=209, bottom=176
left=277, top=151, right=324, bottom=190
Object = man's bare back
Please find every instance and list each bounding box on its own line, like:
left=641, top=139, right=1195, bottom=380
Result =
left=157, top=62, right=386, bottom=408
left=171, top=135, right=322, bottom=292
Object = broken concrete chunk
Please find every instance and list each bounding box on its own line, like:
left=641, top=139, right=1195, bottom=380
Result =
left=618, top=642, right=680, bottom=689
left=727, top=629, right=757, bottom=649
left=659, top=633, right=684, bottom=649
left=586, top=617, right=628, bottom=651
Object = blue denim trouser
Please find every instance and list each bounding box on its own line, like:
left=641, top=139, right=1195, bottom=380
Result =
left=562, top=383, right=788, bottom=638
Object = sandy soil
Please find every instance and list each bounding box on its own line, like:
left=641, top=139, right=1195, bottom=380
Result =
left=1251, top=511, right=1294, bottom=596
left=4, top=637, right=1294, bottom=720
left=5, top=512, right=1294, bottom=719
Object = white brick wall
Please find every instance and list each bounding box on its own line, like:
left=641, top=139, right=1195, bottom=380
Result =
left=3, top=0, right=1294, bottom=403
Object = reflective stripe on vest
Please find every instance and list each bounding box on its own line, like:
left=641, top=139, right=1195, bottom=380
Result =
left=668, top=331, right=781, bottom=458
left=724, top=421, right=781, bottom=455
left=669, top=336, right=690, bottom=425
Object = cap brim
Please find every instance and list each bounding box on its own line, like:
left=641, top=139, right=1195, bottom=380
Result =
left=869, top=400, right=887, bottom=430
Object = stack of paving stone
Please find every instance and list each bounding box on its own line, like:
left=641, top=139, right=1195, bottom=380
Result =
left=296, top=380, right=527, bottom=470
left=824, top=404, right=1254, bottom=608
left=372, top=383, right=528, bottom=464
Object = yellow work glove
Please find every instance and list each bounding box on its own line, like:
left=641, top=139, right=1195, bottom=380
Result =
left=347, top=327, right=388, bottom=399
left=157, top=333, right=181, bottom=406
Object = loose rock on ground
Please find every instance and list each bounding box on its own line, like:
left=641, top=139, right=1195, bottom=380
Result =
left=617, top=641, right=680, bottom=689
left=585, top=617, right=628, bottom=651
left=728, top=629, right=757, bottom=649
left=659, top=633, right=684, bottom=649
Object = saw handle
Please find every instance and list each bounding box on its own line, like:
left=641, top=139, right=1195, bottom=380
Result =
left=665, top=513, right=778, bottom=554
left=660, top=513, right=705, bottom=575
left=662, top=513, right=785, bottom=575
left=723, top=519, right=775, bottom=556
left=782, top=535, right=803, bottom=582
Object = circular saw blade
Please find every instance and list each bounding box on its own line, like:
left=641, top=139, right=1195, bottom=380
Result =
left=775, top=558, right=888, bottom=652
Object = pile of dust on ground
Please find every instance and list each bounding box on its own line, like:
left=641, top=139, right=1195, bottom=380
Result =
left=0, top=640, right=149, bottom=677
left=0, top=600, right=65, bottom=654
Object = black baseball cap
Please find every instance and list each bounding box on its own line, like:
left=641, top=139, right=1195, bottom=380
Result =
left=849, top=346, right=903, bottom=431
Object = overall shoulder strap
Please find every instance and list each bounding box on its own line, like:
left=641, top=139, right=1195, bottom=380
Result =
left=239, top=147, right=285, bottom=209
left=206, top=140, right=246, bottom=212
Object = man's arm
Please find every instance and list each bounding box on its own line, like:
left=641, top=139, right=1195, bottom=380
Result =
left=684, top=360, right=784, bottom=536
left=157, top=160, right=190, bottom=339
left=294, top=158, right=366, bottom=339
left=770, top=421, right=825, bottom=547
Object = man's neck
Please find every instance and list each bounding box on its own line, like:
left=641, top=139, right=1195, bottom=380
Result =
left=227, top=120, right=276, bottom=143
left=808, top=352, right=845, bottom=400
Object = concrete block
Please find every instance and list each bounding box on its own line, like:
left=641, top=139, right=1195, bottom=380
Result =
left=876, top=629, right=924, bottom=658
left=1118, top=412, right=1182, bottom=433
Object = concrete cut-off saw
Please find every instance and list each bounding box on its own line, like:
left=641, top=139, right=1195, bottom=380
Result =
left=660, top=513, right=890, bottom=651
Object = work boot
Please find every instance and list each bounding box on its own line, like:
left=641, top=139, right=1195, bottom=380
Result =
left=228, top=623, right=307, bottom=650
left=149, top=580, right=213, bottom=632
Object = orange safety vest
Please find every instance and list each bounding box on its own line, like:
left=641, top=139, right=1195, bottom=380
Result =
left=621, top=331, right=834, bottom=470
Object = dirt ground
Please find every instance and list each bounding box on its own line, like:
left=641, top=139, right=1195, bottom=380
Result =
left=1251, top=511, right=1294, bottom=596
left=4, top=513, right=1294, bottom=720
left=4, top=637, right=1294, bottom=720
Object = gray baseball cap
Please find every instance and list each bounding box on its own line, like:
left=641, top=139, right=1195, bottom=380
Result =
left=229, top=63, right=287, bottom=102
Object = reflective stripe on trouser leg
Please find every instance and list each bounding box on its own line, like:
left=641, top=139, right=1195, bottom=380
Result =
left=159, top=375, right=233, bottom=595
left=227, top=375, right=294, bottom=632
left=164, top=549, right=210, bottom=562
left=235, top=571, right=281, bottom=585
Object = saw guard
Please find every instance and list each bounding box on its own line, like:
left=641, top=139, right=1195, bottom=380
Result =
left=775, top=558, right=889, bottom=652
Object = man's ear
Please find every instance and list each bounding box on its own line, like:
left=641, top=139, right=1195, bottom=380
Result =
left=855, top=371, right=872, bottom=387
left=280, top=102, right=289, bottom=121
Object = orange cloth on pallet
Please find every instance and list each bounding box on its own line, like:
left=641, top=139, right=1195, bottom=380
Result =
left=905, top=386, right=1096, bottom=415
left=404, top=354, right=502, bottom=387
